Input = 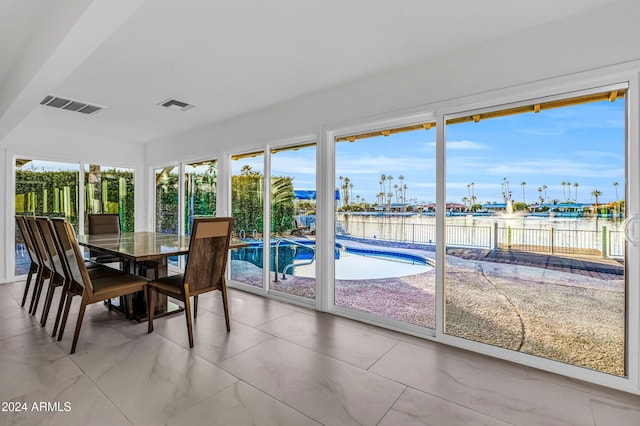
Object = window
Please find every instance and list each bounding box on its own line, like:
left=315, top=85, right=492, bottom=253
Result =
left=15, top=159, right=79, bottom=275
left=184, top=160, right=217, bottom=234
left=230, top=151, right=265, bottom=288
left=444, top=88, right=627, bottom=376
left=85, top=164, right=134, bottom=233
left=270, top=143, right=317, bottom=300
left=155, top=166, right=179, bottom=234
left=334, top=122, right=436, bottom=328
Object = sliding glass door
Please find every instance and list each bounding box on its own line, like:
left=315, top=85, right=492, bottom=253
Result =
left=444, top=87, right=627, bottom=376
left=15, top=159, right=79, bottom=275
left=270, top=143, right=317, bottom=300
left=230, top=152, right=265, bottom=288
left=333, top=122, right=437, bottom=328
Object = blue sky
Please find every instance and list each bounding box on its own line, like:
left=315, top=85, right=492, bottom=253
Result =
left=332, top=98, right=625, bottom=206
left=238, top=98, right=625, bottom=206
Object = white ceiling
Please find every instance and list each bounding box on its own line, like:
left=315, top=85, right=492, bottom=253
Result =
left=0, top=0, right=621, bottom=144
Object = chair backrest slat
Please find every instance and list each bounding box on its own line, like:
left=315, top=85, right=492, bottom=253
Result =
left=184, top=218, right=233, bottom=293
left=52, top=218, right=93, bottom=294
left=16, top=216, right=39, bottom=267
left=49, top=218, right=73, bottom=283
left=36, top=217, right=64, bottom=278
left=25, top=216, right=51, bottom=269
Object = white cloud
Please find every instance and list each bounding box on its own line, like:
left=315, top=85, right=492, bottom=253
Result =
left=425, top=140, right=489, bottom=150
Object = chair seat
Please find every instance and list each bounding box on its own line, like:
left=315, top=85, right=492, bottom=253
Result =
left=87, top=265, right=122, bottom=280
left=148, top=274, right=184, bottom=296
left=91, top=273, right=148, bottom=298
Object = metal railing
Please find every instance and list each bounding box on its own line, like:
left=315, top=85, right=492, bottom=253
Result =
left=274, top=238, right=316, bottom=281
left=336, top=217, right=625, bottom=259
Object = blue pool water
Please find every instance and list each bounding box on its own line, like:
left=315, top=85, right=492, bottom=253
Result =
left=231, top=239, right=433, bottom=279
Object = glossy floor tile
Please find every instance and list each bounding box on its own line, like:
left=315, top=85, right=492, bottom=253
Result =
left=2, top=279, right=640, bottom=426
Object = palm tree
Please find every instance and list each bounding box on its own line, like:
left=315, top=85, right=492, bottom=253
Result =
left=538, top=187, right=543, bottom=203
left=387, top=175, right=394, bottom=197
left=591, top=189, right=602, bottom=212
left=403, top=184, right=408, bottom=204
left=398, top=175, right=404, bottom=195
left=573, top=182, right=579, bottom=202
left=338, top=176, right=344, bottom=207
left=394, top=184, right=399, bottom=202
left=613, top=181, right=619, bottom=201
left=462, top=197, right=469, bottom=208
left=520, top=181, right=526, bottom=203
left=380, top=174, right=386, bottom=198
left=561, top=181, right=566, bottom=202
left=566, top=181, right=571, bottom=202
left=542, top=184, right=548, bottom=201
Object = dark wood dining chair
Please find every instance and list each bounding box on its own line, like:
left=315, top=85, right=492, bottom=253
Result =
left=147, top=217, right=233, bottom=348
left=87, top=214, right=122, bottom=265
left=35, top=217, right=69, bottom=328
left=55, top=218, right=149, bottom=354
left=24, top=216, right=53, bottom=316
left=15, top=216, right=41, bottom=308
left=49, top=218, right=122, bottom=338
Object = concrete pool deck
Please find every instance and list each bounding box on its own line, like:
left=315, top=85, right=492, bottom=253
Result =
left=232, top=241, right=624, bottom=375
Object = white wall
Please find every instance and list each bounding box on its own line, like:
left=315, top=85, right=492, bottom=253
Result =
left=145, top=0, right=640, bottom=164
left=1, top=124, right=145, bottom=282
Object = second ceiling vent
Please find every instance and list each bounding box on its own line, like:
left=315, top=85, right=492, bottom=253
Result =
left=40, top=95, right=104, bottom=115
left=158, top=98, right=195, bottom=111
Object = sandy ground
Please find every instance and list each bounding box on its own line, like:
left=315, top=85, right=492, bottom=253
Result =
left=231, top=250, right=625, bottom=376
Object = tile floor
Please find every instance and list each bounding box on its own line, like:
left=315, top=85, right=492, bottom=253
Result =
left=1, top=279, right=640, bottom=426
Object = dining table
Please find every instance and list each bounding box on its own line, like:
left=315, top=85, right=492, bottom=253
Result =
left=77, top=231, right=248, bottom=321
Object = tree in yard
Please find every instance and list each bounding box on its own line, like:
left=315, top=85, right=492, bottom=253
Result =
left=520, top=181, right=526, bottom=203
left=591, top=189, right=602, bottom=213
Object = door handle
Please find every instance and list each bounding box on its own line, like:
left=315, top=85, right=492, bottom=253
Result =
left=624, top=215, right=640, bottom=246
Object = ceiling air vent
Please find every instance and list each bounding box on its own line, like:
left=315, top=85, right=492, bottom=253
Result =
left=40, top=95, right=104, bottom=115
left=158, top=98, right=195, bottom=111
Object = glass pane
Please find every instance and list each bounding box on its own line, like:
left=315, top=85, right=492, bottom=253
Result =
left=445, top=92, right=626, bottom=376
left=230, top=152, right=265, bottom=288
left=85, top=164, right=135, bottom=233
left=15, top=159, right=79, bottom=275
left=184, top=160, right=217, bottom=234
left=270, top=144, right=316, bottom=300
left=155, top=166, right=179, bottom=234
left=334, top=124, right=436, bottom=328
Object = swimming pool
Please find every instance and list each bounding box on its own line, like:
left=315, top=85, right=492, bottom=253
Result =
left=231, top=240, right=433, bottom=280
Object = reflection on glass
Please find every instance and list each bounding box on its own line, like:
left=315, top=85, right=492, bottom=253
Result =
left=334, top=123, right=436, bottom=328
left=85, top=164, right=134, bottom=233
left=444, top=91, right=626, bottom=376
left=155, top=166, right=179, bottom=234
left=15, top=159, right=79, bottom=275
left=230, top=152, right=265, bottom=288
left=184, top=160, right=217, bottom=235
left=270, top=143, right=316, bottom=300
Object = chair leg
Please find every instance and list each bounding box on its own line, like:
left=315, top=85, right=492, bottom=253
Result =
left=70, top=297, right=88, bottom=354
left=183, top=284, right=194, bottom=348
left=21, top=264, right=37, bottom=307
left=147, top=287, right=155, bottom=334
left=30, top=270, right=49, bottom=315
left=40, top=280, right=57, bottom=327
left=143, top=286, right=149, bottom=325
left=220, top=278, right=231, bottom=332
left=193, top=295, right=198, bottom=319
left=52, top=283, right=69, bottom=337
left=57, top=289, right=75, bottom=342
